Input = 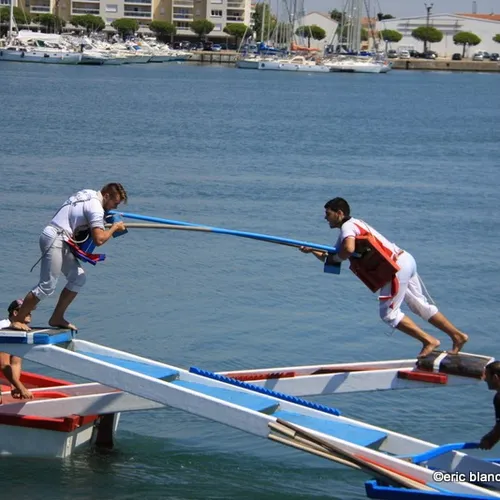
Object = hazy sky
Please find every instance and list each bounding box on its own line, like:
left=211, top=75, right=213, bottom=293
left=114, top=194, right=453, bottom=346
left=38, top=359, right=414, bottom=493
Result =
left=303, top=0, right=498, bottom=17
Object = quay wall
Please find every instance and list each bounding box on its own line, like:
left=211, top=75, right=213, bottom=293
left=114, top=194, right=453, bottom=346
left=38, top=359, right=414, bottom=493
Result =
left=189, top=51, right=500, bottom=72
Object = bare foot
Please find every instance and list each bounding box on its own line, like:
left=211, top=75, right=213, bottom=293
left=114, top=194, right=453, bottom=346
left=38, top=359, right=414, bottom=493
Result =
left=417, top=339, right=441, bottom=358
left=448, top=333, right=469, bottom=355
left=9, top=321, right=31, bottom=332
left=49, top=318, right=77, bottom=331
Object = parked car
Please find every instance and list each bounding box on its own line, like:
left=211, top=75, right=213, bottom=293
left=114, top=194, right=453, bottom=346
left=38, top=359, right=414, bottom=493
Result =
left=490, top=53, right=500, bottom=61
left=398, top=50, right=410, bottom=59
left=451, top=53, right=462, bottom=60
left=212, top=44, right=222, bottom=52
left=387, top=49, right=397, bottom=58
left=423, top=51, right=437, bottom=59
left=473, top=50, right=492, bottom=60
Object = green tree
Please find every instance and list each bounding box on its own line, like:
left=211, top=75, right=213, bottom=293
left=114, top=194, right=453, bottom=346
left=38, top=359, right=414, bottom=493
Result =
left=70, top=14, right=105, bottom=34
left=295, top=25, right=326, bottom=48
left=111, top=18, right=139, bottom=40
left=377, top=12, right=395, bottom=20
left=190, top=19, right=214, bottom=40
left=150, top=20, right=176, bottom=43
left=252, top=3, right=276, bottom=41
left=33, top=13, right=66, bottom=33
left=380, top=28, right=402, bottom=51
left=360, top=27, right=368, bottom=42
left=329, top=8, right=343, bottom=23
left=453, top=31, right=481, bottom=57
left=412, top=25, right=443, bottom=52
left=223, top=23, right=249, bottom=48
left=493, top=34, right=500, bottom=43
left=380, top=29, right=402, bottom=43
left=0, top=6, right=31, bottom=26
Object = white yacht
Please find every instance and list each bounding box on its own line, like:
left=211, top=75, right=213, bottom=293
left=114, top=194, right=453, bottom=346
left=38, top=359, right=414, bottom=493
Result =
left=257, top=55, right=331, bottom=73
left=0, top=33, right=81, bottom=64
left=323, top=56, right=383, bottom=73
left=236, top=54, right=275, bottom=69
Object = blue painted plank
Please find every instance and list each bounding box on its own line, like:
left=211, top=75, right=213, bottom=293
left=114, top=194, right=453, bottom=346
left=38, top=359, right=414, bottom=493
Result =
left=78, top=351, right=179, bottom=380
left=189, top=366, right=341, bottom=416
left=172, top=380, right=279, bottom=413
left=365, top=479, right=490, bottom=499
left=273, top=410, right=387, bottom=448
left=34, top=332, right=74, bottom=344
left=400, top=442, right=479, bottom=464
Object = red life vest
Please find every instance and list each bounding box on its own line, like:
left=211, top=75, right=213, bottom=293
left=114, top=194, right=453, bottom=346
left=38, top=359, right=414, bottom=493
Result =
left=348, top=223, right=401, bottom=297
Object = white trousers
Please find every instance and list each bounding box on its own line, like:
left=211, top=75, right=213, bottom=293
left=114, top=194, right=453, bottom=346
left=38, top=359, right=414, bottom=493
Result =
left=378, top=251, right=438, bottom=328
left=31, top=226, right=86, bottom=299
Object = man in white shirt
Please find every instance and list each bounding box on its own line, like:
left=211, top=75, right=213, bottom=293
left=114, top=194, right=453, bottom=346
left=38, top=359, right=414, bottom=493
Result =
left=300, top=197, right=469, bottom=358
left=0, top=299, right=34, bottom=403
left=11, top=183, right=128, bottom=333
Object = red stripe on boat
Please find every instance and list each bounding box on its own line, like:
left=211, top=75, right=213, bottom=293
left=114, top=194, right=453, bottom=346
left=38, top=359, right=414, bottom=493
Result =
left=1, top=371, right=99, bottom=432
left=397, top=370, right=448, bottom=384
left=0, top=413, right=99, bottom=432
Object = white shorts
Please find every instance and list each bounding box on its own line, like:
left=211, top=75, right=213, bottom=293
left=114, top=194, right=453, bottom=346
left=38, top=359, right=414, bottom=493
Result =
left=378, top=251, right=438, bottom=328
left=31, top=226, right=86, bottom=299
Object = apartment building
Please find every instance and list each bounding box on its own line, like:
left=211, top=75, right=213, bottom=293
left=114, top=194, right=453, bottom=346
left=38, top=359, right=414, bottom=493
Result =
left=8, top=0, right=252, bottom=39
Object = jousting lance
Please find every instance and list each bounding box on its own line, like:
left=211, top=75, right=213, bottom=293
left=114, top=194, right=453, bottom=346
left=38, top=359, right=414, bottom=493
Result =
left=108, top=210, right=338, bottom=253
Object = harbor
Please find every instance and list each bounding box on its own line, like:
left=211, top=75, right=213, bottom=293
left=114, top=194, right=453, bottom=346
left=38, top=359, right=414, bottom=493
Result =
left=189, top=52, right=500, bottom=72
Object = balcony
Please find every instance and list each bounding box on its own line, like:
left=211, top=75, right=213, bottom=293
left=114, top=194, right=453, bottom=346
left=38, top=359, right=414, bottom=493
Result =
left=124, top=10, right=151, bottom=17
left=226, top=16, right=243, bottom=21
left=73, top=2, right=102, bottom=9
left=227, top=2, right=244, bottom=7
left=125, top=0, right=152, bottom=4
left=30, top=5, right=51, bottom=12
left=173, top=14, right=192, bottom=20
left=72, top=7, right=99, bottom=13
left=173, top=0, right=193, bottom=5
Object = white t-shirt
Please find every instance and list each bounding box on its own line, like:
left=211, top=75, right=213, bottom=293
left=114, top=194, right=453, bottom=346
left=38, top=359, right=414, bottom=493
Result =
left=50, top=189, right=105, bottom=238
left=335, top=217, right=401, bottom=257
left=0, top=318, right=11, bottom=329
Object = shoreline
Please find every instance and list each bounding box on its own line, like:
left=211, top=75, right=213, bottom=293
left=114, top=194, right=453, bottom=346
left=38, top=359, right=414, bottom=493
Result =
left=390, top=58, right=500, bottom=72
left=188, top=51, right=500, bottom=72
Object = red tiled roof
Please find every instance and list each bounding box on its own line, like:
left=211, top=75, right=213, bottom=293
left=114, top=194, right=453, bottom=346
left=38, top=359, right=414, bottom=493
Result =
left=361, top=17, right=378, bottom=26
left=456, top=13, right=500, bottom=21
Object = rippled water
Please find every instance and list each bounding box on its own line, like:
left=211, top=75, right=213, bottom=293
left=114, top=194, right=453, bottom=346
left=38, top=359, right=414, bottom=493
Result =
left=0, top=62, right=499, bottom=499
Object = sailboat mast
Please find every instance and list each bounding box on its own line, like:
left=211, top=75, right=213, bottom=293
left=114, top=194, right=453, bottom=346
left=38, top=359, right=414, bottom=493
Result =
left=353, top=0, right=361, bottom=52
left=260, top=0, right=266, bottom=42
left=8, top=0, right=14, bottom=39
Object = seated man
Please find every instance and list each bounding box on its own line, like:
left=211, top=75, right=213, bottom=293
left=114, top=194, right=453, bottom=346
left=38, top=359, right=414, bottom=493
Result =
left=480, top=361, right=500, bottom=450
left=0, top=299, right=34, bottom=403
